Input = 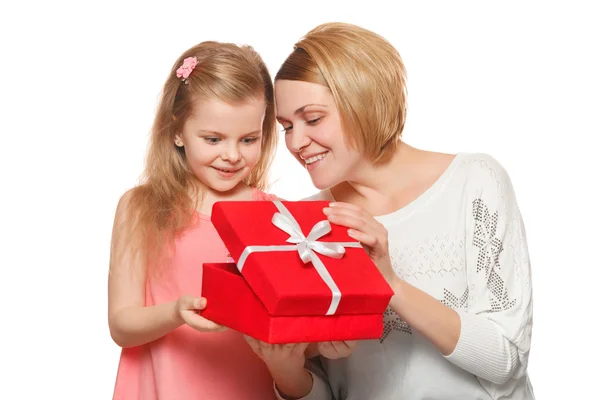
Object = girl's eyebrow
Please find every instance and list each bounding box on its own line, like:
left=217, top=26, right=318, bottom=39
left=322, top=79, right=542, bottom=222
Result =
left=198, top=129, right=261, bottom=136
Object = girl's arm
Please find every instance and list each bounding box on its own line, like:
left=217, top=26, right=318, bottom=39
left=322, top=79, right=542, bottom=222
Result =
left=108, top=192, right=221, bottom=348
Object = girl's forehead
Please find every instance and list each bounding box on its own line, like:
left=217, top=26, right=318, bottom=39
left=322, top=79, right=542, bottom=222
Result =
left=184, top=98, right=265, bottom=135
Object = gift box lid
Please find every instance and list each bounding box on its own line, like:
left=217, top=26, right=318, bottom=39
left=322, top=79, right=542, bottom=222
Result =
left=211, top=200, right=394, bottom=317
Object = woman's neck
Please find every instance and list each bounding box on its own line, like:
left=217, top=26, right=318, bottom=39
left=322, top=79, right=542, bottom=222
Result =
left=331, top=142, right=455, bottom=216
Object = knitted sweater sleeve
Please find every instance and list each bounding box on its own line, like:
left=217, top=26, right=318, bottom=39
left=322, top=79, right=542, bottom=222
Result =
left=445, top=155, right=533, bottom=387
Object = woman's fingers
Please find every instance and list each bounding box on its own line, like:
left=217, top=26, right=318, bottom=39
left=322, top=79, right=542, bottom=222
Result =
left=328, top=202, right=362, bottom=212
left=317, top=340, right=358, bottom=359
left=323, top=206, right=383, bottom=234
left=324, top=209, right=370, bottom=232
left=347, top=229, right=379, bottom=247
left=323, top=209, right=382, bottom=248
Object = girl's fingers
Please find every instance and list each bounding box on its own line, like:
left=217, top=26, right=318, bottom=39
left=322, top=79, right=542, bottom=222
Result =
left=179, top=295, right=207, bottom=311
left=192, top=297, right=208, bottom=310
left=185, top=312, right=226, bottom=331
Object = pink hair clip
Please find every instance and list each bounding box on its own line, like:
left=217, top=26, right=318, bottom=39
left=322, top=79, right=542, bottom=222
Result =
left=176, top=56, right=198, bottom=84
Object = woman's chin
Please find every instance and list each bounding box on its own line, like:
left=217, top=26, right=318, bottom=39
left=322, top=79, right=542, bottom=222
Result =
left=310, top=174, right=338, bottom=191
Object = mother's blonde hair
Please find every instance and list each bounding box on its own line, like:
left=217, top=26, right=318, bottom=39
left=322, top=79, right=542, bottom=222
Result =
left=121, top=41, right=277, bottom=273
left=276, top=22, right=407, bottom=164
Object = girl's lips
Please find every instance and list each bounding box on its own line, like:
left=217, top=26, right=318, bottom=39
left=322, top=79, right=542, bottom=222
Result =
left=212, top=166, right=241, bottom=178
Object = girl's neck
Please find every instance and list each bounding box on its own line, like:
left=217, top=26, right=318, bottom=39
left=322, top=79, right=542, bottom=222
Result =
left=195, top=183, right=254, bottom=216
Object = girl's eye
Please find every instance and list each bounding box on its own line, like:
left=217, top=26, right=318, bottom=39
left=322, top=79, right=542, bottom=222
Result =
left=281, top=125, right=292, bottom=133
left=306, top=117, right=322, bottom=125
left=204, top=137, right=220, bottom=144
left=242, top=137, right=259, bottom=144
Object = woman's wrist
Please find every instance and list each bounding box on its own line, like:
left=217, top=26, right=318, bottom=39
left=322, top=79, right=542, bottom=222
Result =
left=273, top=367, right=313, bottom=399
left=388, top=276, right=405, bottom=310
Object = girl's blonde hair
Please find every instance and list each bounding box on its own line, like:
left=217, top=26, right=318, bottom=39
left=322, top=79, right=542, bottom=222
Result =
left=276, top=22, right=407, bottom=164
left=124, top=41, right=277, bottom=273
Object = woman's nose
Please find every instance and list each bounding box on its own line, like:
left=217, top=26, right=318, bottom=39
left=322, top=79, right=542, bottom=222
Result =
left=287, top=127, right=311, bottom=153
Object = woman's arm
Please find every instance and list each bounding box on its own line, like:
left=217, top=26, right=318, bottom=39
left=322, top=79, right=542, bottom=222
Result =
left=324, top=173, right=533, bottom=385
left=388, top=280, right=460, bottom=355
left=244, top=337, right=333, bottom=400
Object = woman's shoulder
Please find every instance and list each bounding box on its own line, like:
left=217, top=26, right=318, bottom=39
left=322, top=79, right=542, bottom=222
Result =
left=455, top=152, right=514, bottom=188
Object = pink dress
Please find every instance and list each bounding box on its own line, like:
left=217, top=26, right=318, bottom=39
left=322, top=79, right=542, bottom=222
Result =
left=113, top=190, right=278, bottom=399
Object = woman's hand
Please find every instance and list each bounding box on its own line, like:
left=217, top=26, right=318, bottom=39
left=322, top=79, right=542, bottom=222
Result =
left=176, top=295, right=227, bottom=332
left=244, top=336, right=313, bottom=398
left=317, top=340, right=358, bottom=359
left=305, top=340, right=358, bottom=359
left=245, top=336, right=309, bottom=372
left=323, top=202, right=398, bottom=285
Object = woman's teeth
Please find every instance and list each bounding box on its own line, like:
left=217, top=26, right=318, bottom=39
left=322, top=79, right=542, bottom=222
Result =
left=305, top=152, right=328, bottom=165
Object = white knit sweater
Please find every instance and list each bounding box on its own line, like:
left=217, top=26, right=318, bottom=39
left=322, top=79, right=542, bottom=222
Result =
left=280, top=153, right=535, bottom=400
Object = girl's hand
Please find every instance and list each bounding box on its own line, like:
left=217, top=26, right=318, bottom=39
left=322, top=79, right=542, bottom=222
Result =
left=323, top=202, right=398, bottom=285
left=317, top=340, right=358, bottom=359
left=176, top=294, right=227, bottom=332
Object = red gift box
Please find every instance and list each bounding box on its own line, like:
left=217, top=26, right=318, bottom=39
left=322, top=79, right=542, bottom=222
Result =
left=200, top=200, right=394, bottom=343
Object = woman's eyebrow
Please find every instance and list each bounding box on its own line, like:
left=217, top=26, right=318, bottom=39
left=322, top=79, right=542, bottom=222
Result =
left=277, top=103, right=328, bottom=120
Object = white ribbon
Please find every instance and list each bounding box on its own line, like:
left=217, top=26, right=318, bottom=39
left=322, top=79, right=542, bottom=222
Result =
left=237, top=201, right=362, bottom=315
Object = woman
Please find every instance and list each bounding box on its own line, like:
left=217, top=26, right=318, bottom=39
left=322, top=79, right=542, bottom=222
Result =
left=247, top=22, right=535, bottom=400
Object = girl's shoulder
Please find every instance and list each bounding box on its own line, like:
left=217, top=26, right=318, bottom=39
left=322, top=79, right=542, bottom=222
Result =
left=252, top=189, right=281, bottom=201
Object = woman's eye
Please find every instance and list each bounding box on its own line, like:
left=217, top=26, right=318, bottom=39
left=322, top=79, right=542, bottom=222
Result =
left=242, top=137, right=259, bottom=144
left=306, top=117, right=322, bottom=125
left=281, top=125, right=293, bottom=133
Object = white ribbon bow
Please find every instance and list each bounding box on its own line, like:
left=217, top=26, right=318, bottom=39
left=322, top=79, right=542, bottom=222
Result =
left=272, top=211, right=346, bottom=263
left=236, top=201, right=362, bottom=315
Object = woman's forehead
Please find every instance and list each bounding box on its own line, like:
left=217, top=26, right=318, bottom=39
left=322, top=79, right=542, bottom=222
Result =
left=275, top=80, right=333, bottom=116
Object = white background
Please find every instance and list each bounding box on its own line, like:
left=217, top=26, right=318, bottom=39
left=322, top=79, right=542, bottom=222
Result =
left=1, top=0, right=598, bottom=398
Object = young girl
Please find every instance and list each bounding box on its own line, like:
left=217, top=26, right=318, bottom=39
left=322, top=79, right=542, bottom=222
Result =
left=108, top=41, right=279, bottom=399
left=249, top=23, right=535, bottom=400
